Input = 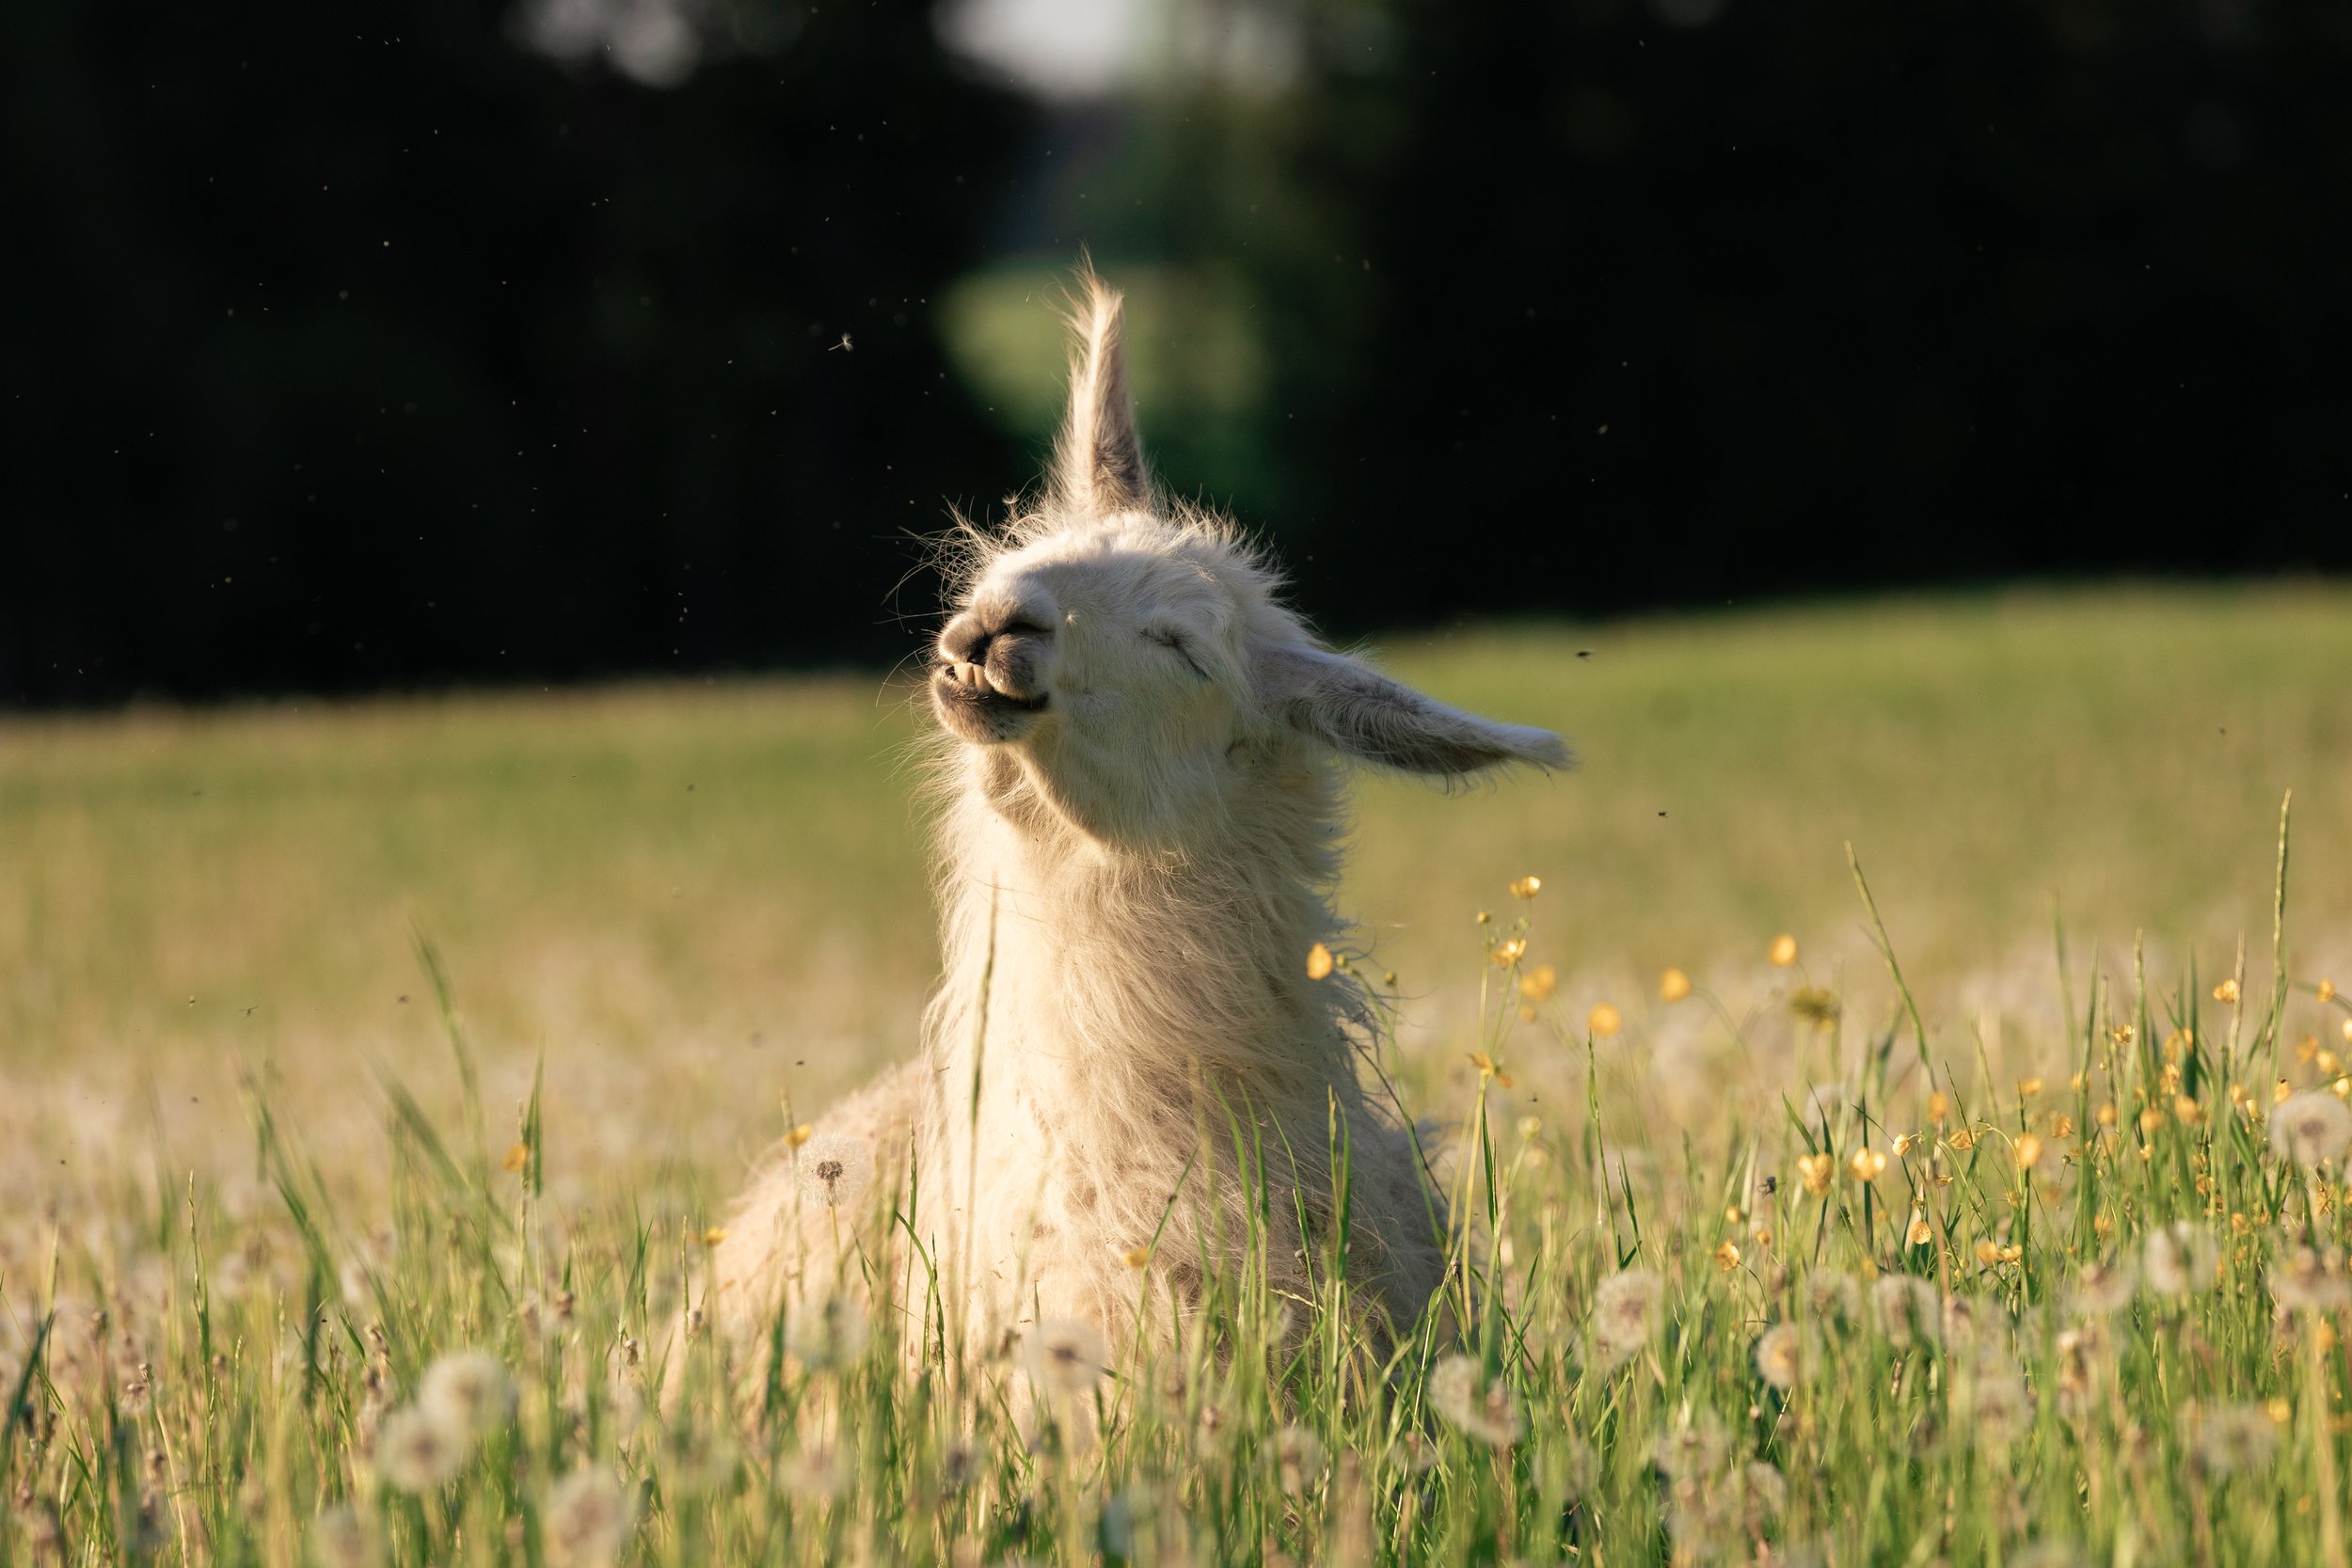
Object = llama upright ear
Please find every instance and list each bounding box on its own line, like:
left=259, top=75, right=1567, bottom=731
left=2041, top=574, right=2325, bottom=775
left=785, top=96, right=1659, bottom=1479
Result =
left=1254, top=642, right=1572, bottom=777
left=1049, top=263, right=1149, bottom=515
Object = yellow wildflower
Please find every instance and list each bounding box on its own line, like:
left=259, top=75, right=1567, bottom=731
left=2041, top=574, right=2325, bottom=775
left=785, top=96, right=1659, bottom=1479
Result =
left=2318, top=978, right=2337, bottom=1004
left=1907, top=1215, right=1933, bottom=1247
left=1509, top=875, right=1543, bottom=899
left=1947, top=1127, right=1977, bottom=1152
left=1928, top=1091, right=1952, bottom=1124
left=1847, top=1148, right=1888, bottom=1183
left=1893, top=1132, right=1919, bottom=1157
left=1769, top=933, right=1799, bottom=967
left=2214, top=978, right=2241, bottom=1005
left=1660, top=967, right=1692, bottom=1004
left=1122, top=1244, right=1152, bottom=1268
left=2013, top=1134, right=2043, bottom=1170
left=1520, top=964, right=1558, bottom=1002
left=1491, top=937, right=1527, bottom=967
left=786, top=1123, right=815, bottom=1148
left=2096, top=1102, right=2119, bottom=1127
left=2175, top=1094, right=2206, bottom=1125
left=699, top=1227, right=727, bottom=1246
left=1797, top=1152, right=1836, bottom=1196
left=2017, top=1077, right=2045, bottom=1100
left=501, top=1142, right=531, bottom=1174
left=1714, top=1241, right=1742, bottom=1272
left=1305, top=942, right=1336, bottom=980
left=1587, top=1003, right=1623, bottom=1038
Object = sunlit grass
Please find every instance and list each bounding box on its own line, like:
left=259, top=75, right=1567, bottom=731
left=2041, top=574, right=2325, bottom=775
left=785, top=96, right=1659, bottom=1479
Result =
left=5, top=584, right=2352, bottom=1561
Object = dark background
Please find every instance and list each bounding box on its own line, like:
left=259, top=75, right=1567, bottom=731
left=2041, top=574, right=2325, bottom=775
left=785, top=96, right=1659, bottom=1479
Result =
left=5, top=0, right=2346, bottom=708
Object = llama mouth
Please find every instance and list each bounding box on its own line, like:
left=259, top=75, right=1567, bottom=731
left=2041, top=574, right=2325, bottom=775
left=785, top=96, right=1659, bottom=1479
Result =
left=930, top=664, right=1048, bottom=732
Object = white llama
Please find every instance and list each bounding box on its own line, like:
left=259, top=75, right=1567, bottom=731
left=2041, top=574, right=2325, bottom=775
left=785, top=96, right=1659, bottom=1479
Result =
left=698, top=269, right=1566, bottom=1376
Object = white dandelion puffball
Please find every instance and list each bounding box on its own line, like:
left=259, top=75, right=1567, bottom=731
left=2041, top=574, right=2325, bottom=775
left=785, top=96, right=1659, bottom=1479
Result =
left=1753, top=1322, right=1804, bottom=1390
left=2144, top=1223, right=2219, bottom=1298
left=2186, top=1402, right=2282, bottom=1478
left=1653, top=1408, right=1730, bottom=1480
left=1963, top=1369, right=2035, bottom=1453
left=1587, top=1267, right=1664, bottom=1373
left=308, top=1505, right=372, bottom=1568
left=1262, top=1425, right=1328, bottom=1495
left=418, top=1349, right=517, bottom=1442
left=1021, top=1319, right=1107, bottom=1396
left=373, top=1405, right=467, bottom=1493
left=1427, top=1354, right=1525, bottom=1447
left=2268, top=1246, right=2352, bottom=1313
left=2068, top=1257, right=2139, bottom=1317
left=1870, top=1274, right=1940, bottom=1349
left=787, top=1292, right=872, bottom=1371
left=545, top=1467, right=638, bottom=1568
left=2270, top=1090, right=2352, bottom=1169
left=795, top=1132, right=876, bottom=1211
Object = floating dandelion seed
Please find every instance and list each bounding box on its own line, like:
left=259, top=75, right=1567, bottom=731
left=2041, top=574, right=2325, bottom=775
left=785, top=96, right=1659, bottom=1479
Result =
left=1519, top=964, right=1557, bottom=1001
left=1769, top=933, right=1798, bottom=967
left=1871, top=1275, right=1940, bottom=1349
left=544, top=1467, right=637, bottom=1568
left=2270, top=1090, right=2352, bottom=1168
left=2185, top=1403, right=2281, bottom=1477
left=2070, top=1257, right=2139, bottom=1316
left=1509, top=874, right=1542, bottom=898
left=2145, top=1223, right=2219, bottom=1297
left=2268, top=1246, right=2352, bottom=1313
left=794, top=1132, right=874, bottom=1211
left=788, top=1292, right=871, bottom=1370
left=373, top=1405, right=467, bottom=1492
left=1587, top=1002, right=1622, bottom=1038
left=1263, top=1426, right=1328, bottom=1494
left=418, top=1350, right=516, bottom=1442
left=1022, top=1319, right=1106, bottom=1396
left=1660, top=966, right=1692, bottom=1003
left=1305, top=942, right=1335, bottom=980
left=1754, top=1322, right=1804, bottom=1389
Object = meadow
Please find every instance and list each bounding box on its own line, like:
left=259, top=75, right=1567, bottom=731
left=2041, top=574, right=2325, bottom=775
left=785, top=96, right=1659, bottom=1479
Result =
left=3, top=583, right=2352, bottom=1564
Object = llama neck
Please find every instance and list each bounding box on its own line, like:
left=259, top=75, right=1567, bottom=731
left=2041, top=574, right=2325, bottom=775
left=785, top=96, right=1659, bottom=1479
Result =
left=927, top=769, right=1358, bottom=1116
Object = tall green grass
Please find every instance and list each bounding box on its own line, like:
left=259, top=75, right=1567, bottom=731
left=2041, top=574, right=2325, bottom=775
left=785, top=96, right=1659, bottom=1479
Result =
left=7, top=798, right=2351, bottom=1566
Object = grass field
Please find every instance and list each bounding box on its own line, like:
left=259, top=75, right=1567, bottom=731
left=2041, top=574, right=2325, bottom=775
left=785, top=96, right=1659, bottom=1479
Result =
left=4, top=583, right=2352, bottom=1563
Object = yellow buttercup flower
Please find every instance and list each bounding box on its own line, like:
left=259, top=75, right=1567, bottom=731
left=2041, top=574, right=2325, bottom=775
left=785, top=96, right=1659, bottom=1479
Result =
left=1508, top=875, right=1542, bottom=899
left=699, top=1227, right=728, bottom=1246
left=1893, top=1132, right=1919, bottom=1157
left=1847, top=1148, right=1888, bottom=1183
left=2016, top=1077, right=2044, bottom=1100
left=1947, top=1127, right=1976, bottom=1152
left=1305, top=942, right=1336, bottom=980
left=1121, top=1244, right=1152, bottom=1268
left=2174, top=1094, right=2205, bottom=1125
left=1587, top=1002, right=1623, bottom=1038
left=1907, top=1215, right=1933, bottom=1247
left=2214, top=978, right=2241, bottom=1006
left=1491, top=937, right=1527, bottom=967
left=1769, top=933, right=1799, bottom=967
left=1713, top=1241, right=1742, bottom=1272
left=1519, top=964, right=1558, bottom=1002
left=2012, top=1133, right=2043, bottom=1170
left=1796, top=1152, right=1836, bottom=1196
left=1660, top=967, right=1692, bottom=1004
left=786, top=1123, right=815, bottom=1148
left=1928, top=1091, right=1952, bottom=1124
left=2318, top=978, right=2337, bottom=1003
left=501, top=1142, right=531, bottom=1174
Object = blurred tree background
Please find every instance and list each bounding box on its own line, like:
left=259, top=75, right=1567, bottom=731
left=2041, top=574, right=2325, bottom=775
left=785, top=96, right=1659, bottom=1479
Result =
left=4, top=0, right=2346, bottom=705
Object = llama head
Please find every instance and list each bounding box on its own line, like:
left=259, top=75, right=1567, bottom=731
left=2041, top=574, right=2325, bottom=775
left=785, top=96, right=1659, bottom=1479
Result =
left=930, top=268, right=1568, bottom=849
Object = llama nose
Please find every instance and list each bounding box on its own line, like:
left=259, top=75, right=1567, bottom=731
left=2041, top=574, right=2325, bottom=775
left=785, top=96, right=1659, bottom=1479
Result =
left=939, top=608, right=1053, bottom=667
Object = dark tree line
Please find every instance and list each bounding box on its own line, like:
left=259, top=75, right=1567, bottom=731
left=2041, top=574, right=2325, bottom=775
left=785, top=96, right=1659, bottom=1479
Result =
left=4, top=0, right=2346, bottom=706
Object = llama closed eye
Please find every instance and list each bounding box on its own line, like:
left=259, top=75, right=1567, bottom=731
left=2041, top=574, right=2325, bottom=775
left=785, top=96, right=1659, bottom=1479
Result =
left=1144, top=628, right=1209, bottom=679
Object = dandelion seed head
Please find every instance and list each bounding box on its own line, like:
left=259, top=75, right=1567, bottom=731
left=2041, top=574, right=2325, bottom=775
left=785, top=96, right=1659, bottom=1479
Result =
left=2069, top=1256, right=2139, bottom=1316
left=788, top=1292, right=871, bottom=1370
left=2144, top=1223, right=2219, bottom=1297
left=1804, top=1270, right=1863, bottom=1328
left=1022, top=1319, right=1106, bottom=1396
left=1963, top=1368, right=2034, bottom=1452
left=1263, top=1425, right=1327, bottom=1494
left=417, top=1350, right=516, bottom=1442
left=309, top=1505, right=373, bottom=1568
left=1870, top=1275, right=1940, bottom=1349
left=1740, top=1461, right=1788, bottom=1526
left=373, top=1405, right=467, bottom=1493
left=1754, top=1322, right=1804, bottom=1389
left=544, top=1467, right=637, bottom=1568
left=2186, top=1402, right=2280, bottom=1477
left=1654, top=1407, right=1730, bottom=1480
left=2270, top=1090, right=2352, bottom=1168
left=1428, top=1354, right=1524, bottom=1446
left=2268, top=1245, right=2352, bottom=1313
left=794, top=1132, right=875, bottom=1211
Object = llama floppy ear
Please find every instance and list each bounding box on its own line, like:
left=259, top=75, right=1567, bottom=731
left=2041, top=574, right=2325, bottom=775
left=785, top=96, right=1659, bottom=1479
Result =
left=1049, top=262, right=1150, bottom=515
left=1255, top=642, right=1572, bottom=777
